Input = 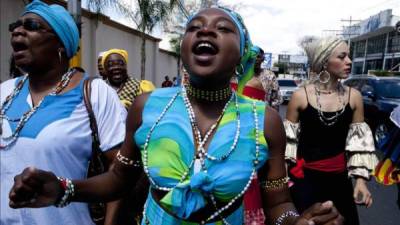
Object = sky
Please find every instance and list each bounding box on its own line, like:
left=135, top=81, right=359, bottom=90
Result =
left=218, top=0, right=400, bottom=55
left=107, top=0, right=400, bottom=56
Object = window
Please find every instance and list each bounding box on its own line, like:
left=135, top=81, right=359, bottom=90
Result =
left=388, top=31, right=400, bottom=53
left=367, top=34, right=386, bottom=54
left=376, top=80, right=400, bottom=98
left=365, top=59, right=383, bottom=73
left=360, top=83, right=374, bottom=95
left=384, top=57, right=400, bottom=70
left=278, top=80, right=297, bottom=87
left=344, top=79, right=358, bottom=87
left=354, top=41, right=366, bottom=58
left=352, top=62, right=364, bottom=75
left=351, top=78, right=369, bottom=92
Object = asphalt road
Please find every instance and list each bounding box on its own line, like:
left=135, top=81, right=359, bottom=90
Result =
left=278, top=104, right=400, bottom=225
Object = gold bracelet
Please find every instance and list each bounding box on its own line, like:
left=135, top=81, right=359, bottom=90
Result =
left=116, top=151, right=141, bottom=167
left=261, top=176, right=289, bottom=190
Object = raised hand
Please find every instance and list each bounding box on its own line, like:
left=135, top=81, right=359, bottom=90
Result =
left=294, top=201, right=344, bottom=225
left=9, top=167, right=62, bottom=208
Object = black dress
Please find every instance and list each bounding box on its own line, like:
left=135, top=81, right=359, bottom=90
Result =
left=289, top=87, right=360, bottom=225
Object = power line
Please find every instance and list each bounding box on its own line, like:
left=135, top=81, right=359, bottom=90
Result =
left=341, top=16, right=362, bottom=46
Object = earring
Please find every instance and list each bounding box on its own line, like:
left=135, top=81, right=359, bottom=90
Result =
left=235, top=64, right=244, bottom=76
left=318, top=70, right=331, bottom=84
left=58, top=49, right=62, bottom=64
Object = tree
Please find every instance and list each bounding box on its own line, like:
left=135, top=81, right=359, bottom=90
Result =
left=169, top=33, right=182, bottom=75
left=134, top=0, right=178, bottom=80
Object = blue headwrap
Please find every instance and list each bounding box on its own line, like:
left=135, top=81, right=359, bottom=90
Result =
left=187, top=6, right=250, bottom=57
left=186, top=7, right=260, bottom=95
left=23, top=0, right=79, bottom=59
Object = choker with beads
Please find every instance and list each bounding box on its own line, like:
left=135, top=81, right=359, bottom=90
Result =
left=186, top=84, right=232, bottom=102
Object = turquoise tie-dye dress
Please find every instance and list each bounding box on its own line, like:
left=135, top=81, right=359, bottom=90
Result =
left=134, top=87, right=269, bottom=224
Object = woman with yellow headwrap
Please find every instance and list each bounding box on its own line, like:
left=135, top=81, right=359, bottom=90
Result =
left=101, top=48, right=155, bottom=109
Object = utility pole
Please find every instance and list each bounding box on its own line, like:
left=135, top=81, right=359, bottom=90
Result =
left=341, top=16, right=361, bottom=48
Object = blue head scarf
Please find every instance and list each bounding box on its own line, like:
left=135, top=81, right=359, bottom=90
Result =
left=186, top=6, right=250, bottom=57
left=23, top=0, right=79, bottom=59
left=186, top=6, right=260, bottom=95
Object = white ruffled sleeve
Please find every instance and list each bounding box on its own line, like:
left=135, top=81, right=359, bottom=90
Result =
left=284, top=120, right=300, bottom=163
left=345, top=122, right=379, bottom=179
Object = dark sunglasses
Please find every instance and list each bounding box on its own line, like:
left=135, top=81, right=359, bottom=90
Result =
left=8, top=19, right=52, bottom=33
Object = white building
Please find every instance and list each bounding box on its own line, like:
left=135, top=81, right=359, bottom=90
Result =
left=344, top=9, right=400, bottom=74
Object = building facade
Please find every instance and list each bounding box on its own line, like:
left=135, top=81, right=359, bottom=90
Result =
left=345, top=9, right=400, bottom=75
left=277, top=54, right=307, bottom=77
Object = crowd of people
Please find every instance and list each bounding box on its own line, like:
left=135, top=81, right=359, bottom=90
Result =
left=1, top=1, right=399, bottom=225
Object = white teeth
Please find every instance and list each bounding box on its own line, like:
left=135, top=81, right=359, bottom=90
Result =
left=197, top=42, right=213, bottom=49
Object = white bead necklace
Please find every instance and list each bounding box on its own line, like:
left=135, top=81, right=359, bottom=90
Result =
left=181, top=86, right=240, bottom=173
left=141, top=91, right=183, bottom=191
left=141, top=88, right=262, bottom=225
left=0, top=69, right=76, bottom=149
left=201, top=100, right=261, bottom=225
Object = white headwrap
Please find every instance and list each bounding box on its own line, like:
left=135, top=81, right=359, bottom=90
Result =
left=302, top=36, right=344, bottom=75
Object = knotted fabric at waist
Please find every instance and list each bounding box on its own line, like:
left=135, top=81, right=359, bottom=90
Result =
left=290, top=152, right=346, bottom=178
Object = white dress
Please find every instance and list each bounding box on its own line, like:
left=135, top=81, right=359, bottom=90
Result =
left=0, top=76, right=127, bottom=225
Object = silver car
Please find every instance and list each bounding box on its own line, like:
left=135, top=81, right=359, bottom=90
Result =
left=278, top=79, right=298, bottom=103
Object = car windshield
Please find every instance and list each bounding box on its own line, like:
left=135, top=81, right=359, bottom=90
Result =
left=376, top=79, right=400, bottom=98
left=278, top=80, right=297, bottom=87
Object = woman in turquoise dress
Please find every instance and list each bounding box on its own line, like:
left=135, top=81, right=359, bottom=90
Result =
left=9, top=7, right=343, bottom=225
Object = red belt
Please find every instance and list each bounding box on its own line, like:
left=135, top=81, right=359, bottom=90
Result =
left=290, top=152, right=346, bottom=179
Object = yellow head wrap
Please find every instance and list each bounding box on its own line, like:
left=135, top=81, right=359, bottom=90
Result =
left=101, top=49, right=129, bottom=69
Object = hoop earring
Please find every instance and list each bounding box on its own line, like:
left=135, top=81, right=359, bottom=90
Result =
left=58, top=49, right=62, bottom=64
left=235, top=64, right=244, bottom=76
left=318, top=70, right=330, bottom=84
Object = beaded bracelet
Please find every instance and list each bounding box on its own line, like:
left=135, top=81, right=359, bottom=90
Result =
left=116, top=151, right=141, bottom=167
left=261, top=176, right=290, bottom=190
left=275, top=210, right=299, bottom=225
left=54, top=177, right=75, bottom=208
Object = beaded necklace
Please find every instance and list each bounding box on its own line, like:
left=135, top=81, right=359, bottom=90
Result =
left=182, top=86, right=240, bottom=170
left=314, top=83, right=346, bottom=126
left=0, top=68, right=75, bottom=149
left=186, top=83, right=232, bottom=102
left=142, top=87, right=261, bottom=225
left=141, top=87, right=235, bottom=191
left=201, top=101, right=260, bottom=225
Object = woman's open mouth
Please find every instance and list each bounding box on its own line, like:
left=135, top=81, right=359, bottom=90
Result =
left=12, top=42, right=29, bottom=59
left=192, top=41, right=219, bottom=64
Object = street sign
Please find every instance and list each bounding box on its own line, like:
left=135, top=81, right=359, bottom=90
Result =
left=262, top=52, right=272, bottom=69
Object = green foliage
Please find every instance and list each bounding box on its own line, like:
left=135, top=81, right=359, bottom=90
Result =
left=169, top=35, right=182, bottom=56
left=134, top=0, right=178, bottom=33
left=86, top=0, right=135, bottom=19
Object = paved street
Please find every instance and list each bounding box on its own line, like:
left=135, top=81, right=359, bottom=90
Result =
left=278, top=104, right=400, bottom=225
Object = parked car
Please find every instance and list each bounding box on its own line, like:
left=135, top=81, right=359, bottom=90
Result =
left=278, top=79, right=298, bottom=103
left=343, top=75, right=400, bottom=144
